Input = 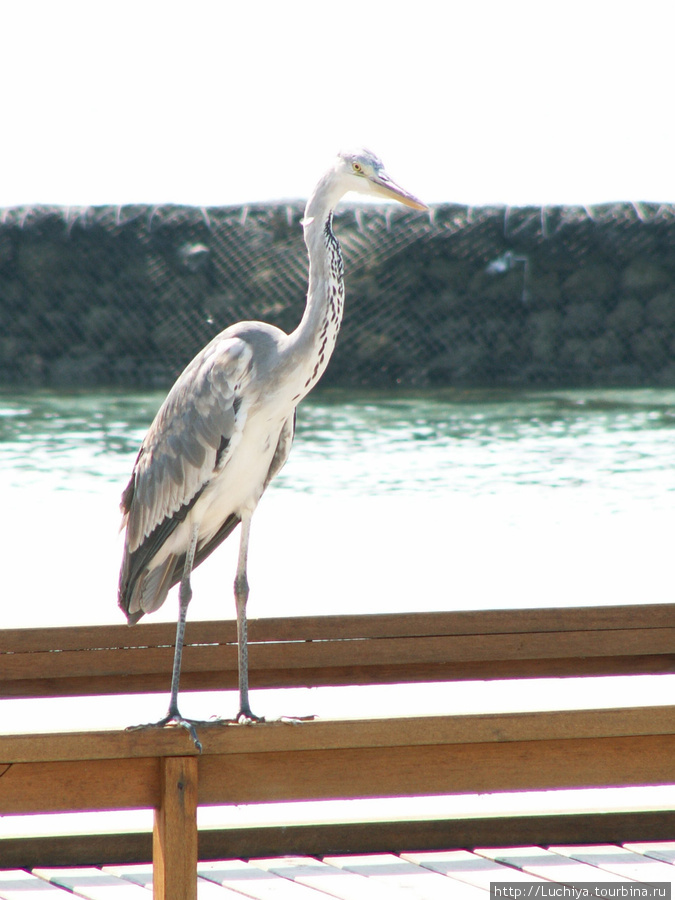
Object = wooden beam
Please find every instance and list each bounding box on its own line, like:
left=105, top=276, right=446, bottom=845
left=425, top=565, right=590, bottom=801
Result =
left=3, top=705, right=675, bottom=764
left=153, top=756, right=198, bottom=900
left=0, top=756, right=160, bottom=813
left=3, top=603, right=675, bottom=653
left=198, top=734, right=675, bottom=804
left=2, top=604, right=675, bottom=699
left=1, top=708, right=675, bottom=814
left=2, top=653, right=673, bottom=699
left=197, top=809, right=675, bottom=857
left=2, top=809, right=675, bottom=868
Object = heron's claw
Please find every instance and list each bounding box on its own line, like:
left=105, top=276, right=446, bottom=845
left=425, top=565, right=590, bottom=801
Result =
left=127, top=713, right=203, bottom=752
left=208, top=707, right=265, bottom=726
left=237, top=708, right=265, bottom=725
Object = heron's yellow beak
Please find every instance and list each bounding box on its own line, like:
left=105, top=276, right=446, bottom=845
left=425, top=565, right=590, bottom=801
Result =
left=369, top=172, right=428, bottom=211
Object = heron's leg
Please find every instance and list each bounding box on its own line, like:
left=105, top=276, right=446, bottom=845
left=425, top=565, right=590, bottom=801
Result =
left=234, top=513, right=261, bottom=722
left=166, top=522, right=199, bottom=721
left=148, top=525, right=203, bottom=749
left=128, top=525, right=203, bottom=749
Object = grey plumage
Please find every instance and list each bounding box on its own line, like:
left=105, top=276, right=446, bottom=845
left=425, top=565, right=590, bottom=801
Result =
left=117, top=148, right=426, bottom=744
left=119, top=331, right=256, bottom=617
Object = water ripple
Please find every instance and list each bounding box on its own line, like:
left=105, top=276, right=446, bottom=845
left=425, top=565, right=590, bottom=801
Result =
left=2, top=388, right=675, bottom=513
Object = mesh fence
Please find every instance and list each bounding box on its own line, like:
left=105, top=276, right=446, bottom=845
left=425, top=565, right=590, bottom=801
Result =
left=1, top=201, right=674, bottom=388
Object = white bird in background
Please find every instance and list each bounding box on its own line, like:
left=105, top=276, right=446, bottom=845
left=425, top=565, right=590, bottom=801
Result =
left=118, top=149, right=427, bottom=747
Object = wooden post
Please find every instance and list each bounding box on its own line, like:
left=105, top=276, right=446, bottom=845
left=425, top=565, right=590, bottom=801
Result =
left=153, top=756, right=198, bottom=900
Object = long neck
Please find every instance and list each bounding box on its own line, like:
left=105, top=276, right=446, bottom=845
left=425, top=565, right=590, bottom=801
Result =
left=286, top=173, right=346, bottom=400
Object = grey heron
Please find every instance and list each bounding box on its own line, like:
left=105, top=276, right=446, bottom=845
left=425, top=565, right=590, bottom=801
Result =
left=118, top=149, right=426, bottom=746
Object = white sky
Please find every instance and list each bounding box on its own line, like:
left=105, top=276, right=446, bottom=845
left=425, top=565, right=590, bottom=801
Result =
left=1, top=0, right=673, bottom=208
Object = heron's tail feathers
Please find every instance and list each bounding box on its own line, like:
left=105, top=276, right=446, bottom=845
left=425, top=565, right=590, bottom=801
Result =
left=119, top=554, right=176, bottom=625
left=118, top=513, right=241, bottom=625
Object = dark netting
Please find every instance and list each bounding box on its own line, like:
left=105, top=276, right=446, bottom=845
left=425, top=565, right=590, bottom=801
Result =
left=1, top=201, right=674, bottom=388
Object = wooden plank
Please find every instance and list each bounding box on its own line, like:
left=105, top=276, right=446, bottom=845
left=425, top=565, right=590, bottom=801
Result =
left=197, top=812, right=675, bottom=861
left=3, top=603, right=675, bottom=654
left=474, top=846, right=639, bottom=884
left=323, top=853, right=486, bottom=900
left=100, top=865, right=154, bottom=890
left=153, top=757, right=198, bottom=900
left=250, top=604, right=675, bottom=639
left=253, top=855, right=437, bottom=900
left=3, top=605, right=675, bottom=699
left=5, top=627, right=675, bottom=682
left=198, top=859, right=321, bottom=899
left=0, top=621, right=207, bottom=653
left=3, top=811, right=675, bottom=868
left=0, top=869, right=73, bottom=898
left=5, top=706, right=675, bottom=764
left=6, top=654, right=675, bottom=702
left=624, top=842, right=675, bottom=865
left=1, top=604, right=673, bottom=656
left=400, top=850, right=551, bottom=888
left=2, top=730, right=674, bottom=815
left=548, top=843, right=675, bottom=883
left=0, top=832, right=153, bottom=868
left=0, top=757, right=159, bottom=814
left=199, top=734, right=675, bottom=805
left=2, top=710, right=675, bottom=814
left=103, top=865, right=247, bottom=898
left=0, top=723, right=201, bottom=764
left=4, top=652, right=675, bottom=699
left=32, top=867, right=150, bottom=898
left=9, top=621, right=675, bottom=675
left=2, top=704, right=675, bottom=765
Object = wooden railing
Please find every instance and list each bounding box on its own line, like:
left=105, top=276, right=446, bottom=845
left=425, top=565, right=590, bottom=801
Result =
left=1, top=604, right=675, bottom=899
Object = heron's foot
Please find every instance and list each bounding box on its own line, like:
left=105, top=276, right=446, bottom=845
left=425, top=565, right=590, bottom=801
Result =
left=206, top=705, right=264, bottom=726
left=127, top=712, right=203, bottom=752
left=236, top=707, right=265, bottom=725
left=201, top=711, right=315, bottom=728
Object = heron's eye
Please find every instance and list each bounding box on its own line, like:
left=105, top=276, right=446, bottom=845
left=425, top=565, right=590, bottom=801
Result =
left=352, top=162, right=363, bottom=174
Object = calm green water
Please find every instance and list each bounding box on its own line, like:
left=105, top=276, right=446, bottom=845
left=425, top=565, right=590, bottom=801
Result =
left=3, top=386, right=675, bottom=506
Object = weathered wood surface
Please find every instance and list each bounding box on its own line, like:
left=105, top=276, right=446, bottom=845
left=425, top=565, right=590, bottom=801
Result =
left=1, top=604, right=674, bottom=698
left=1, top=706, right=675, bottom=815
left=5, top=811, right=675, bottom=869
left=1, top=606, right=675, bottom=886
left=153, top=757, right=198, bottom=900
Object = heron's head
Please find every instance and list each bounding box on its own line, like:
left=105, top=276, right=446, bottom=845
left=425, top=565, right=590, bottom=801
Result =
left=335, top=148, right=427, bottom=211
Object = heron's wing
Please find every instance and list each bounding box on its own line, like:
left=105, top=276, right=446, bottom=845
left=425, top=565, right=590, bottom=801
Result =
left=123, top=336, right=253, bottom=551
left=141, top=411, right=295, bottom=612
left=163, top=411, right=296, bottom=591
left=118, top=336, right=253, bottom=616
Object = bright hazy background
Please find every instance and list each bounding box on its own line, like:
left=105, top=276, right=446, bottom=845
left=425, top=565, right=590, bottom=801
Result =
left=1, top=0, right=673, bottom=208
